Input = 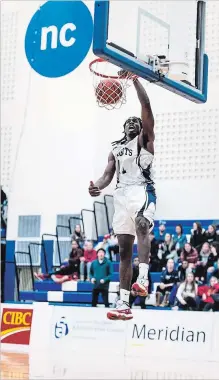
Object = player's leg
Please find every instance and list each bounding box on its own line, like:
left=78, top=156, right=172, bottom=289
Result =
left=107, top=234, right=134, bottom=320
left=34, top=264, right=74, bottom=282
left=132, top=187, right=156, bottom=296
left=92, top=289, right=99, bottom=307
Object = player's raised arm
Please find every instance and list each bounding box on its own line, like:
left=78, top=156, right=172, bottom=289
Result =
left=133, top=79, right=155, bottom=143
left=89, top=152, right=116, bottom=197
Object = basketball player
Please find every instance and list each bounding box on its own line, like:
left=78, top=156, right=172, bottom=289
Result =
left=89, top=77, right=156, bottom=320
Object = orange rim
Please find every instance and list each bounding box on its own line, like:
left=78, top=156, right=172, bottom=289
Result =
left=89, top=58, right=122, bottom=79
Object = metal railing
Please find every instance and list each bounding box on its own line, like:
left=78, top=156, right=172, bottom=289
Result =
left=42, top=233, right=62, bottom=267
left=29, top=241, right=48, bottom=273
left=81, top=209, right=98, bottom=241
left=94, top=201, right=109, bottom=236
left=104, top=194, right=114, bottom=232
left=14, top=250, right=35, bottom=294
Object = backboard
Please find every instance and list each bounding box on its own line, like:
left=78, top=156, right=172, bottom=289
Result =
left=93, top=1, right=208, bottom=103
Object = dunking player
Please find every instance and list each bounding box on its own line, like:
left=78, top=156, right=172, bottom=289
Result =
left=89, top=77, right=156, bottom=320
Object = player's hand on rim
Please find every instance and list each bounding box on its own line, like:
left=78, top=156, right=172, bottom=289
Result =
left=89, top=181, right=101, bottom=197
left=118, top=69, right=138, bottom=81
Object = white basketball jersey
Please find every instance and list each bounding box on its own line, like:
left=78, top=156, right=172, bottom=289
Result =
left=112, top=136, right=154, bottom=187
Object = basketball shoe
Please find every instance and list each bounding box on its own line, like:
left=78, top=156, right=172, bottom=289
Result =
left=107, top=300, right=133, bottom=321
left=131, top=277, right=148, bottom=297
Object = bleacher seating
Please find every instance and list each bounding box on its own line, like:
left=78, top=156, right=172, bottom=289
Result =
left=17, top=219, right=216, bottom=307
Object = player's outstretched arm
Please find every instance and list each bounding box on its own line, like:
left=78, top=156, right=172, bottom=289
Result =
left=89, top=152, right=116, bottom=197
left=133, top=79, right=155, bottom=149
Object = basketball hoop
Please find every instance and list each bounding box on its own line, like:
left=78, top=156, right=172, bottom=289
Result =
left=89, top=58, right=137, bottom=110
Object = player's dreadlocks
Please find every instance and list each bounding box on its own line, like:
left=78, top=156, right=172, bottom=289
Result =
left=111, top=117, right=142, bottom=146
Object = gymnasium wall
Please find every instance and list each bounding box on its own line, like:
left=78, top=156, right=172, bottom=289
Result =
left=1, top=1, right=219, bottom=240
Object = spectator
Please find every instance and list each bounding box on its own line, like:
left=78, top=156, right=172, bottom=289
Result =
left=209, top=257, right=219, bottom=280
left=180, top=243, right=198, bottom=268
left=90, top=248, right=113, bottom=307
left=198, top=276, right=219, bottom=311
left=156, top=259, right=179, bottom=307
left=175, top=272, right=198, bottom=311
left=108, top=232, right=119, bottom=261
left=34, top=240, right=83, bottom=283
left=95, top=235, right=111, bottom=260
left=195, top=242, right=213, bottom=283
left=173, top=224, right=187, bottom=252
left=149, top=232, right=159, bottom=272
left=178, top=260, right=189, bottom=282
left=190, top=222, right=205, bottom=249
left=206, top=243, right=219, bottom=280
left=204, top=224, right=217, bottom=244
left=72, top=224, right=85, bottom=248
left=1, top=187, right=7, bottom=303
left=155, top=221, right=166, bottom=244
left=158, top=233, right=178, bottom=268
left=80, top=241, right=97, bottom=281
left=129, top=257, right=152, bottom=309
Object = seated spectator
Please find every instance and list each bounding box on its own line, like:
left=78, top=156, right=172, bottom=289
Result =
left=209, top=257, right=219, bottom=280
left=178, top=260, right=189, bottom=282
left=198, top=276, right=219, bottom=311
left=149, top=232, right=159, bottom=272
left=154, top=221, right=166, bottom=244
left=216, top=224, right=219, bottom=242
left=206, top=242, right=219, bottom=279
left=80, top=241, right=97, bottom=281
left=175, top=272, right=198, bottom=311
left=95, top=235, right=111, bottom=260
left=180, top=243, right=198, bottom=268
left=72, top=224, right=85, bottom=248
left=129, top=257, right=152, bottom=309
left=158, top=233, right=178, bottom=268
left=195, top=242, right=214, bottom=284
left=108, top=232, right=119, bottom=261
left=173, top=224, right=187, bottom=252
left=34, top=240, right=83, bottom=283
left=204, top=224, right=217, bottom=244
left=156, top=259, right=179, bottom=307
left=190, top=222, right=205, bottom=249
left=90, top=248, right=113, bottom=307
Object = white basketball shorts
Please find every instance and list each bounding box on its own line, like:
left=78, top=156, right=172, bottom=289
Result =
left=112, top=185, right=156, bottom=237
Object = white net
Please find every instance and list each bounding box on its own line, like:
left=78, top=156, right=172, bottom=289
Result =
left=89, top=59, right=135, bottom=110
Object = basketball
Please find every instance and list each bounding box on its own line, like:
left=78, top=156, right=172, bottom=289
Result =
left=95, top=79, right=123, bottom=105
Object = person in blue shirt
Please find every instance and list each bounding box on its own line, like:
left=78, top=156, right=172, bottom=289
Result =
left=154, top=220, right=166, bottom=244
left=173, top=224, right=187, bottom=252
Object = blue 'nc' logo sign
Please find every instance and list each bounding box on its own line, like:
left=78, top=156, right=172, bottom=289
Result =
left=25, top=1, right=93, bottom=78
left=54, top=316, right=69, bottom=339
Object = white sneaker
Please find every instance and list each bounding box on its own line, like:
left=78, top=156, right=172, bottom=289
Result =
left=107, top=300, right=133, bottom=321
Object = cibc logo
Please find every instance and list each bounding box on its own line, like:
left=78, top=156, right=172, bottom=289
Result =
left=54, top=316, right=69, bottom=339
left=1, top=308, right=33, bottom=345
left=25, top=1, right=93, bottom=78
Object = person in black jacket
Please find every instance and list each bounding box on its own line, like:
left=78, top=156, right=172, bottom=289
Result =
left=204, top=225, right=217, bottom=244
left=34, top=240, right=83, bottom=282
left=129, top=257, right=152, bottom=309
left=149, top=232, right=159, bottom=272
left=156, top=259, right=179, bottom=307
left=190, top=222, right=205, bottom=249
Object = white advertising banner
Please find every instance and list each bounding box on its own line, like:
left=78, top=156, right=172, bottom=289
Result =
left=125, top=309, right=219, bottom=362
left=49, top=306, right=126, bottom=356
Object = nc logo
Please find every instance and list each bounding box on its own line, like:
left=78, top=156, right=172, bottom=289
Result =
left=25, top=1, right=93, bottom=78
left=54, top=316, right=69, bottom=339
